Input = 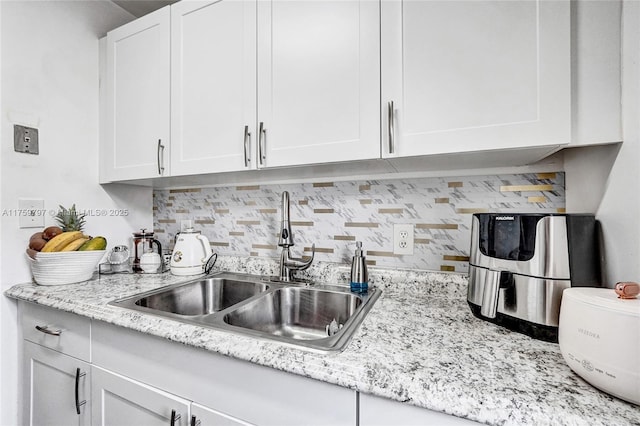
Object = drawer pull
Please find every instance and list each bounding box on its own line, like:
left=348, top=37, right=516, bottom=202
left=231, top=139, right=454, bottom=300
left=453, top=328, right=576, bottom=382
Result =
left=35, top=325, right=62, bottom=336
left=190, top=415, right=201, bottom=426
left=74, top=368, right=86, bottom=415
left=170, top=409, right=181, bottom=426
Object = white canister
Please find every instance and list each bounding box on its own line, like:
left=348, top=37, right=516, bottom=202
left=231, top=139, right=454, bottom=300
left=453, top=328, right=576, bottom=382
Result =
left=559, top=287, right=639, bottom=405
left=140, top=251, right=162, bottom=274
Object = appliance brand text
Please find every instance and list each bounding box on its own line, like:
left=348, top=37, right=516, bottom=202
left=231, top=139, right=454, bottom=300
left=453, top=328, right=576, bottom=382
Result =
left=578, top=328, right=600, bottom=339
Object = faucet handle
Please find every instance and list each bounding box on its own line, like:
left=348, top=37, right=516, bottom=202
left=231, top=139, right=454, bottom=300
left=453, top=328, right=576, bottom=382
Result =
left=286, top=244, right=315, bottom=271
left=301, top=244, right=315, bottom=268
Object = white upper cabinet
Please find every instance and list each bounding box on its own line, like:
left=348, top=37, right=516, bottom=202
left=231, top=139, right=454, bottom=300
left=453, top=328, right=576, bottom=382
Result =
left=171, top=0, right=257, bottom=176
left=256, top=0, right=380, bottom=168
left=103, top=6, right=170, bottom=182
left=381, top=0, right=570, bottom=158
left=570, top=0, right=622, bottom=146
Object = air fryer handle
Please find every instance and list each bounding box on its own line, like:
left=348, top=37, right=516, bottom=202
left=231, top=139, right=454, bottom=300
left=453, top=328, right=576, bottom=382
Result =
left=480, top=270, right=513, bottom=319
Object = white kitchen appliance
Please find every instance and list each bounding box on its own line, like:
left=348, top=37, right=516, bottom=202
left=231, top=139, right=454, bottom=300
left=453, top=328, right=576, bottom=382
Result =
left=559, top=287, right=639, bottom=406
left=170, top=227, right=214, bottom=276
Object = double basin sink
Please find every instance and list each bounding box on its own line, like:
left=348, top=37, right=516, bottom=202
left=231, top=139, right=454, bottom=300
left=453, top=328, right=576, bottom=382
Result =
left=110, top=272, right=381, bottom=352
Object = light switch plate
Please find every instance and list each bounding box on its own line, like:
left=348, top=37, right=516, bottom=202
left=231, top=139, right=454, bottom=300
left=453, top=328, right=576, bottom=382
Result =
left=14, top=124, right=39, bottom=154
left=18, top=199, right=45, bottom=228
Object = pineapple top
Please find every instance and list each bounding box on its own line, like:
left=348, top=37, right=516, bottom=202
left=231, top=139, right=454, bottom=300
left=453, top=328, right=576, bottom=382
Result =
left=55, top=204, right=86, bottom=232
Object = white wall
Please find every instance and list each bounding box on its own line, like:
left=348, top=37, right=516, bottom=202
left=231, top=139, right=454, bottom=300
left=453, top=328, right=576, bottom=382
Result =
left=595, top=0, right=640, bottom=285
left=567, top=0, right=640, bottom=285
left=562, top=0, right=639, bottom=286
left=0, top=2, right=150, bottom=424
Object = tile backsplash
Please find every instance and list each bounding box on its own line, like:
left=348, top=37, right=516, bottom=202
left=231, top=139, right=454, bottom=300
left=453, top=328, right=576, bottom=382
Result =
left=153, top=172, right=565, bottom=273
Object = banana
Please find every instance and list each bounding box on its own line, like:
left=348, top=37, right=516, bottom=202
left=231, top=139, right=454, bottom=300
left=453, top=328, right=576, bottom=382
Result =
left=41, top=231, right=86, bottom=252
left=60, top=237, right=91, bottom=252
left=78, top=236, right=107, bottom=251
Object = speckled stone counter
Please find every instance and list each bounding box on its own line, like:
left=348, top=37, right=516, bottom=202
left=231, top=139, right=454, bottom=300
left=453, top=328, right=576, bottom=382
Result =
left=5, top=256, right=640, bottom=425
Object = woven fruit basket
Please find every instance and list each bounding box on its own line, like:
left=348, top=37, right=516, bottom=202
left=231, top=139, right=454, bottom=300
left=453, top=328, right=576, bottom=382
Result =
left=27, top=250, right=106, bottom=286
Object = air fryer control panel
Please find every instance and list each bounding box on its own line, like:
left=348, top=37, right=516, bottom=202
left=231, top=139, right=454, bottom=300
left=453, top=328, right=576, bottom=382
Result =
left=476, top=214, right=545, bottom=261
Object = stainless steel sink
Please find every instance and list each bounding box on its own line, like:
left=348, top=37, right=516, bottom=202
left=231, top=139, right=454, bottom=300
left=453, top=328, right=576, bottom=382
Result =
left=110, top=272, right=381, bottom=352
left=133, top=277, right=268, bottom=316
left=223, top=287, right=362, bottom=340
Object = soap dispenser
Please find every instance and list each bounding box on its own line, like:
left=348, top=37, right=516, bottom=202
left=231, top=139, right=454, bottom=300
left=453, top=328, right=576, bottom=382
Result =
left=350, top=241, right=368, bottom=293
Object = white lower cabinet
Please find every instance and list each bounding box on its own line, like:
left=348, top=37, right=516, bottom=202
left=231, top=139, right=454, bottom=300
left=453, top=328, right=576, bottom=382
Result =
left=91, top=366, right=190, bottom=426
left=91, top=366, right=252, bottom=426
left=23, top=341, right=91, bottom=426
left=359, top=393, right=480, bottom=425
left=191, top=402, right=253, bottom=426
left=91, top=320, right=356, bottom=426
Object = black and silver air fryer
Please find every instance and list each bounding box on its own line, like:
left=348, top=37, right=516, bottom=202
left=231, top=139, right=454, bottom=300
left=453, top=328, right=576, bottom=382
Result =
left=467, top=213, right=602, bottom=342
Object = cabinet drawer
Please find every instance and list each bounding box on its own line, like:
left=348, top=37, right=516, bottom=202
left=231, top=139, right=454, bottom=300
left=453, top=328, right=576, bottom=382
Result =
left=20, top=301, right=91, bottom=362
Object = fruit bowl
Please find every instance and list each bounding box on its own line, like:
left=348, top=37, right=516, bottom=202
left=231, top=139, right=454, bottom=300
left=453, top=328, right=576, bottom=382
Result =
left=27, top=250, right=106, bottom=286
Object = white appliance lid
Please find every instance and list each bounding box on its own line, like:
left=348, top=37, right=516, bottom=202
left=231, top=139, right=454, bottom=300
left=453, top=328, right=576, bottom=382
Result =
left=563, top=287, right=640, bottom=316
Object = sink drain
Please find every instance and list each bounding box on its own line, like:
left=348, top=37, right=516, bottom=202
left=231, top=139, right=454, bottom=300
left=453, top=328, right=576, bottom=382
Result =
left=325, top=319, right=343, bottom=336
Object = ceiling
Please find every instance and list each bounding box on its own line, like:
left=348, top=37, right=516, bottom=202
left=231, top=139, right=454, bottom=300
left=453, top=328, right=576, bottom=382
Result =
left=112, top=0, right=179, bottom=18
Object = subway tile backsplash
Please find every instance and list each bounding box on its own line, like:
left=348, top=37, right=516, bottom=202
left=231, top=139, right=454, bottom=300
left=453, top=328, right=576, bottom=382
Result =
left=153, top=172, right=565, bottom=273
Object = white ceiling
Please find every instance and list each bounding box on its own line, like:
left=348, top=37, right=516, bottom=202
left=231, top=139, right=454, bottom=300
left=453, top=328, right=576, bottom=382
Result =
left=112, top=0, right=179, bottom=18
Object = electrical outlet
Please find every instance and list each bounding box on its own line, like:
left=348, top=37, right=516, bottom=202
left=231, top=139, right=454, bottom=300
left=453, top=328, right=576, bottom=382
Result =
left=18, top=199, right=45, bottom=228
left=393, top=224, right=414, bottom=255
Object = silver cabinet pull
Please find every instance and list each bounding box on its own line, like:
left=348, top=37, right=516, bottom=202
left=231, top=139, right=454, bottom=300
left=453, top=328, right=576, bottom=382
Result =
left=243, top=125, right=251, bottom=167
left=35, top=325, right=62, bottom=336
left=157, top=139, right=165, bottom=175
left=170, top=409, right=181, bottom=426
left=388, top=101, right=395, bottom=154
left=74, top=368, right=86, bottom=415
left=258, top=121, right=266, bottom=166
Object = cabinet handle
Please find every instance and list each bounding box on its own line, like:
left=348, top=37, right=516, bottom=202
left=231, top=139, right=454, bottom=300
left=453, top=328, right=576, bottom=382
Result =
left=170, top=409, right=181, bottom=426
left=35, top=325, right=61, bottom=336
left=388, top=101, right=395, bottom=154
left=74, top=368, right=86, bottom=415
left=157, top=139, right=165, bottom=175
left=243, top=125, right=251, bottom=167
left=258, top=121, right=266, bottom=166
left=190, top=415, right=201, bottom=426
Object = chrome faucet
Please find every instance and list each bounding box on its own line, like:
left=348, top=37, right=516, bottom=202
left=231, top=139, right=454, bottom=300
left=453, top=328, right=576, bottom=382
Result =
left=277, top=191, right=315, bottom=281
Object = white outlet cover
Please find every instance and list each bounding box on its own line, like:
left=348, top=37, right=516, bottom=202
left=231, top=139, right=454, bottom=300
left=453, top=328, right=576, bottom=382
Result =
left=18, top=199, right=45, bottom=228
left=393, top=223, right=414, bottom=255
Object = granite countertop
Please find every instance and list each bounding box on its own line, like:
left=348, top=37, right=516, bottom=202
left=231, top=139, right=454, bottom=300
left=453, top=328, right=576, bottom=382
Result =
left=5, top=256, right=640, bottom=426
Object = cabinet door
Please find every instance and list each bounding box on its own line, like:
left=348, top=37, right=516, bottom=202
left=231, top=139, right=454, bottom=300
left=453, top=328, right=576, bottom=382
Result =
left=191, top=402, right=253, bottom=426
left=23, top=341, right=90, bottom=426
left=104, top=6, right=170, bottom=182
left=359, top=393, right=479, bottom=426
left=381, top=0, right=570, bottom=158
left=171, top=0, right=257, bottom=176
left=91, top=366, right=190, bottom=426
left=257, top=0, right=380, bottom=168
